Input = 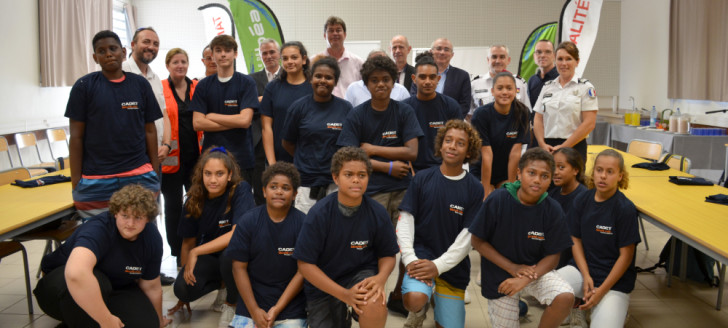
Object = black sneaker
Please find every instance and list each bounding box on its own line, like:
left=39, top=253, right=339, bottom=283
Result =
left=160, top=273, right=176, bottom=286
left=386, top=291, right=408, bottom=316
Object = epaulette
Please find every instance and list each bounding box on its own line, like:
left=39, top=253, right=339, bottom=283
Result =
left=515, top=75, right=526, bottom=83
left=578, top=78, right=590, bottom=84
left=471, top=75, right=481, bottom=81
left=544, top=79, right=557, bottom=85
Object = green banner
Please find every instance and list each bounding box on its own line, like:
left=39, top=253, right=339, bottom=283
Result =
left=228, top=0, right=285, bottom=73
left=518, top=22, right=558, bottom=82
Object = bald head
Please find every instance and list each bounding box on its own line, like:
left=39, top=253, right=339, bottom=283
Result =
left=430, top=38, right=454, bottom=71
left=390, top=35, right=411, bottom=69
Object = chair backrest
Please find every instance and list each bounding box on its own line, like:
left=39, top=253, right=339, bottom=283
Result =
left=627, top=139, right=663, bottom=161
left=46, top=128, right=69, bottom=159
left=0, top=136, right=12, bottom=168
left=0, top=167, right=31, bottom=186
left=14, top=132, right=45, bottom=167
left=660, top=154, right=691, bottom=172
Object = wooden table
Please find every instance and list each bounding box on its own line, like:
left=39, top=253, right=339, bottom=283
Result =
left=0, top=169, right=74, bottom=241
left=587, top=146, right=728, bottom=310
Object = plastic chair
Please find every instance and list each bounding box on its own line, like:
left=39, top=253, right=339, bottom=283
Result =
left=627, top=139, right=663, bottom=161
left=14, top=132, right=54, bottom=176
left=660, top=153, right=692, bottom=172
left=0, top=242, right=33, bottom=314
left=0, top=167, right=31, bottom=186
left=15, top=218, right=81, bottom=278
left=45, top=128, right=69, bottom=160
left=0, top=136, right=13, bottom=168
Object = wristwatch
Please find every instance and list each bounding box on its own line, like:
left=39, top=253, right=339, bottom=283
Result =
left=162, top=143, right=172, bottom=154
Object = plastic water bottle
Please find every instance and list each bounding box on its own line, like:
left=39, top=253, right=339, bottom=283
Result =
left=650, top=106, right=657, bottom=127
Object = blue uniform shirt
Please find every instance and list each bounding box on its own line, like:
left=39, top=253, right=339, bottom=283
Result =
left=548, top=184, right=587, bottom=219
left=224, top=205, right=307, bottom=320
left=470, top=103, right=530, bottom=182
left=259, top=79, right=313, bottom=163
left=398, top=167, right=483, bottom=289
left=293, top=193, right=399, bottom=301
left=40, top=212, right=162, bottom=289
left=281, top=95, right=352, bottom=187
left=191, top=73, right=259, bottom=170
left=178, top=181, right=255, bottom=246
left=336, top=100, right=424, bottom=194
left=402, top=93, right=462, bottom=171
left=568, top=189, right=641, bottom=293
left=65, top=71, right=163, bottom=175
left=469, top=187, right=572, bottom=299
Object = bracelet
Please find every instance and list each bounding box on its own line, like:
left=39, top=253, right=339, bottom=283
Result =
left=162, top=143, right=172, bottom=154
left=388, top=161, right=393, bottom=176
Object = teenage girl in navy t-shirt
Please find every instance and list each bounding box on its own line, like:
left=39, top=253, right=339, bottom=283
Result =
left=169, top=147, right=255, bottom=325
left=548, top=147, right=587, bottom=268
left=557, top=149, right=641, bottom=327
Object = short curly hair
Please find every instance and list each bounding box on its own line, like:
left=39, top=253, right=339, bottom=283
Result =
left=331, top=147, right=372, bottom=176
left=262, top=162, right=301, bottom=190
left=585, top=149, right=629, bottom=190
left=109, top=184, right=158, bottom=221
left=434, top=119, right=481, bottom=164
left=360, top=55, right=398, bottom=85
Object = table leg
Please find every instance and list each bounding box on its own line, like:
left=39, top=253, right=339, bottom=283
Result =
left=717, top=263, right=726, bottom=311
left=668, top=238, right=676, bottom=287
left=639, top=216, right=649, bottom=250
left=680, top=241, right=688, bottom=281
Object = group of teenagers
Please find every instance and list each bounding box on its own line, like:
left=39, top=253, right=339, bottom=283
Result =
left=29, top=17, right=640, bottom=328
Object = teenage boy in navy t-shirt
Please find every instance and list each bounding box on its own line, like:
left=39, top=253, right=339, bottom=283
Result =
left=192, top=34, right=259, bottom=183
left=66, top=30, right=162, bottom=218
left=402, top=52, right=462, bottom=172
left=294, top=147, right=398, bottom=328
left=225, top=162, right=307, bottom=328
left=470, top=148, right=574, bottom=328
left=397, top=119, right=483, bottom=327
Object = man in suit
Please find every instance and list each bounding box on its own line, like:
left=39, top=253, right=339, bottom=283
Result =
left=390, top=35, right=415, bottom=91
left=411, top=38, right=471, bottom=117
left=248, top=38, right=281, bottom=205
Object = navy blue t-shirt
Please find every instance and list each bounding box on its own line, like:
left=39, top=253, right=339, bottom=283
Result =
left=568, top=189, right=641, bottom=294
left=259, top=79, right=313, bottom=163
left=402, top=94, right=463, bottom=171
left=398, top=167, right=483, bottom=289
left=224, top=205, right=306, bottom=320
left=548, top=184, right=587, bottom=219
left=178, top=181, right=255, bottom=246
left=281, top=95, right=352, bottom=187
left=336, top=100, right=424, bottom=194
left=469, top=188, right=572, bottom=299
left=65, top=71, right=163, bottom=175
left=470, top=103, right=530, bottom=182
left=293, top=193, right=399, bottom=301
left=191, top=73, right=259, bottom=169
left=40, top=212, right=162, bottom=289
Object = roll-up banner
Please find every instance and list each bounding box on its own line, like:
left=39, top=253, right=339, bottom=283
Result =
left=228, top=0, right=285, bottom=74
left=518, top=22, right=558, bottom=82
left=559, top=0, right=603, bottom=78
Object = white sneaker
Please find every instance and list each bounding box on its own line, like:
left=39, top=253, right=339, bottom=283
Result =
left=211, top=288, right=227, bottom=312
left=570, top=308, right=587, bottom=328
left=464, top=290, right=471, bottom=304
left=403, top=307, right=427, bottom=328
left=218, top=303, right=235, bottom=328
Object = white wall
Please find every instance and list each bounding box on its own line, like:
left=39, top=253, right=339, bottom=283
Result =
left=619, top=0, right=728, bottom=127
left=0, top=1, right=71, bottom=135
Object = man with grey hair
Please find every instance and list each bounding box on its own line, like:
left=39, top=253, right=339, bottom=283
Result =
left=250, top=38, right=281, bottom=96
left=470, top=44, right=530, bottom=117
left=410, top=38, right=471, bottom=117
left=390, top=35, right=415, bottom=90
left=344, top=50, right=410, bottom=107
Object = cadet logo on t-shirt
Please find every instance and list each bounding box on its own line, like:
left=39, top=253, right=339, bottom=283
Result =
left=527, top=231, right=545, bottom=241
left=218, top=218, right=231, bottom=228
left=124, top=266, right=143, bottom=275
left=327, top=122, right=343, bottom=130
left=596, top=225, right=613, bottom=235
left=224, top=100, right=238, bottom=108
left=429, top=121, right=445, bottom=129
left=382, top=131, right=398, bottom=139
left=350, top=240, right=369, bottom=250
left=121, top=101, right=139, bottom=110
left=278, top=247, right=294, bottom=256
left=449, top=204, right=464, bottom=215
left=505, top=131, right=519, bottom=139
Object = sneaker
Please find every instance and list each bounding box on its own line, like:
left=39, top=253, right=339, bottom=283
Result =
left=211, top=288, right=227, bottom=312
left=570, top=308, right=587, bottom=328
left=386, top=291, right=408, bottom=316
left=403, top=307, right=427, bottom=328
left=464, top=290, right=471, bottom=304
left=218, top=303, right=235, bottom=328
left=159, top=273, right=175, bottom=286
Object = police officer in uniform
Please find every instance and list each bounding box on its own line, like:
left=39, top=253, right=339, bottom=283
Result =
left=470, top=45, right=530, bottom=118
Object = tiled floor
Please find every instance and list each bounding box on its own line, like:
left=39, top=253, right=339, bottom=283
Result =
left=1, top=218, right=728, bottom=327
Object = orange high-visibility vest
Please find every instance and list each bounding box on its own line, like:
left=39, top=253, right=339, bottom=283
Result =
left=161, top=78, right=202, bottom=174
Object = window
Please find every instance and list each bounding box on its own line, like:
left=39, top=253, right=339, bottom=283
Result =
left=113, top=1, right=131, bottom=49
